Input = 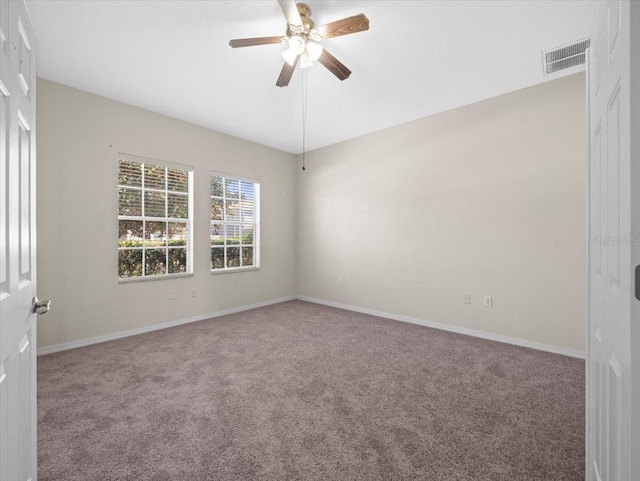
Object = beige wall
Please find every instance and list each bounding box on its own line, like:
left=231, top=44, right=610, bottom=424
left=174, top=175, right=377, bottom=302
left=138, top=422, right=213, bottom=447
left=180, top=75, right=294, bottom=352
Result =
left=36, top=79, right=297, bottom=349
left=296, top=73, right=587, bottom=353
left=37, top=74, right=587, bottom=354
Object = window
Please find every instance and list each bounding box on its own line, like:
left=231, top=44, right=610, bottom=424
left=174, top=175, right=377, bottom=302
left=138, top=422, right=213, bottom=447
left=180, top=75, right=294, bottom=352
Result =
left=210, top=172, right=260, bottom=272
left=118, top=154, right=193, bottom=280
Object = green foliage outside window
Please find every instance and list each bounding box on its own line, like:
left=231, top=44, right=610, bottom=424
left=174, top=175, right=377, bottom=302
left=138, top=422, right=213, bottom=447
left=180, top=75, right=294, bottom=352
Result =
left=118, top=157, right=192, bottom=279
left=210, top=174, right=258, bottom=271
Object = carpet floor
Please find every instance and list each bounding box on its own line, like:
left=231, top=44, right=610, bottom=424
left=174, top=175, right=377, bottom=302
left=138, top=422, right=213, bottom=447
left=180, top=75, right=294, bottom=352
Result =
left=38, top=300, right=584, bottom=480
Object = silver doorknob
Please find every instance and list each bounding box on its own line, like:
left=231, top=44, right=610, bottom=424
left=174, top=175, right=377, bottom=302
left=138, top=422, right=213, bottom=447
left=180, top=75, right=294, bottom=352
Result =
left=32, top=297, right=51, bottom=315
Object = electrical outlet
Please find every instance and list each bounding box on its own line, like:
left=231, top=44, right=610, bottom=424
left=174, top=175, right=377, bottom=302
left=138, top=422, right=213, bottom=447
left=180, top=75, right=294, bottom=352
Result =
left=484, top=296, right=492, bottom=307
left=463, top=294, right=471, bottom=304
left=191, top=288, right=198, bottom=298
left=338, top=278, right=343, bottom=287
left=169, top=290, right=176, bottom=300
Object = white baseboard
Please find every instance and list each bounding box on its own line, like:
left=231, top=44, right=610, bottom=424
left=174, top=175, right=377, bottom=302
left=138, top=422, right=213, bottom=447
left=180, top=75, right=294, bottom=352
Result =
left=38, top=294, right=585, bottom=360
left=296, top=296, right=585, bottom=359
left=37, top=296, right=297, bottom=356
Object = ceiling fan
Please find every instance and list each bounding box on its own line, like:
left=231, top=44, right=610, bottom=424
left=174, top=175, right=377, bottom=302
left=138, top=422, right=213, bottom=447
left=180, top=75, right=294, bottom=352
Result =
left=229, top=0, right=370, bottom=87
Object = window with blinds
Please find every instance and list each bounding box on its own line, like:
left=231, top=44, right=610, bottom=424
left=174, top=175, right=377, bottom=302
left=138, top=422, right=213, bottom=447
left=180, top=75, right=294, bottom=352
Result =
left=118, top=154, right=193, bottom=280
left=210, top=172, right=260, bottom=272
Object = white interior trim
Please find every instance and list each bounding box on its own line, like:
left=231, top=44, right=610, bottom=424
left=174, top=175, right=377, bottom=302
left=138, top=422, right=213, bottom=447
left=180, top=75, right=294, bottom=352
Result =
left=297, top=296, right=585, bottom=359
left=38, top=294, right=585, bottom=359
left=37, top=296, right=296, bottom=356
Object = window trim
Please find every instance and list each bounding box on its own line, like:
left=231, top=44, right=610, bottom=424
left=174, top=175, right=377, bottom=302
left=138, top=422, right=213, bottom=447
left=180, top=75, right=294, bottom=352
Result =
left=117, top=153, right=194, bottom=283
left=118, top=271, right=194, bottom=284
left=210, top=266, right=260, bottom=276
left=210, top=170, right=261, bottom=274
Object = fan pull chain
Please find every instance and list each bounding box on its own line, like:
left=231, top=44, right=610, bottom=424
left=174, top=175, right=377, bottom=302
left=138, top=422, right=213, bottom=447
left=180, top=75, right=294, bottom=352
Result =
left=301, top=69, right=308, bottom=171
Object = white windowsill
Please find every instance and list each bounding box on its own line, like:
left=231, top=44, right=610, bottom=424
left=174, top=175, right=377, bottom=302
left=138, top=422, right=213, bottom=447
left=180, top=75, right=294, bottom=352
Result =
left=210, top=266, right=260, bottom=276
left=118, top=273, right=194, bottom=284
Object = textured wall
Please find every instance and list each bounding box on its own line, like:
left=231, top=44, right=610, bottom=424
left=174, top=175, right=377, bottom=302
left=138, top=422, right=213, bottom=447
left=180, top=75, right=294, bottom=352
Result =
left=36, top=79, right=297, bottom=349
left=296, top=73, right=587, bottom=352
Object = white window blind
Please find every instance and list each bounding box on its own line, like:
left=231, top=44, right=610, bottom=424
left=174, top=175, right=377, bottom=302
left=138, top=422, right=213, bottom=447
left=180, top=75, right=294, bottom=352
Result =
left=118, top=154, right=193, bottom=280
left=210, top=172, right=260, bottom=272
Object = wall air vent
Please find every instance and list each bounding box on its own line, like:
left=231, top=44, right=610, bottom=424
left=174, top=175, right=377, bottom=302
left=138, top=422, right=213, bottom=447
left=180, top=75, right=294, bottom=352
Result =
left=542, top=38, right=590, bottom=76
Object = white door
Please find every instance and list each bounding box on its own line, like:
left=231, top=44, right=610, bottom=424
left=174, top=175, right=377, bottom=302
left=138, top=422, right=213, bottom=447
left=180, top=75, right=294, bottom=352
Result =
left=0, top=0, right=40, bottom=480
left=587, top=1, right=638, bottom=480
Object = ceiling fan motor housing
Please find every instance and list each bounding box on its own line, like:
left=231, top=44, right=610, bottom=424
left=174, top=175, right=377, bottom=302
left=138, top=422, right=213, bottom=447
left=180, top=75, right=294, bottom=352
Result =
left=297, top=3, right=311, bottom=20
left=286, top=3, right=316, bottom=37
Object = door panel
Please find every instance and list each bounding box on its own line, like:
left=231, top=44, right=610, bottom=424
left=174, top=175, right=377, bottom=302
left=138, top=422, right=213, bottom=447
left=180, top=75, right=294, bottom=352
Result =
left=593, top=123, right=602, bottom=277
left=0, top=1, right=38, bottom=480
left=0, top=91, right=7, bottom=295
left=16, top=18, right=30, bottom=97
left=587, top=1, right=634, bottom=480
left=607, top=354, right=621, bottom=480
left=0, top=362, right=8, bottom=481
left=18, top=114, right=30, bottom=281
left=608, top=0, right=620, bottom=55
left=606, top=83, right=621, bottom=290
left=18, top=332, right=32, bottom=481
left=0, top=0, right=7, bottom=88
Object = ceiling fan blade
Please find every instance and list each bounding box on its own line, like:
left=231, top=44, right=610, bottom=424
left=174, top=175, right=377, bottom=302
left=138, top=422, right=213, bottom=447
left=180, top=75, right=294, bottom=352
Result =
left=276, top=56, right=300, bottom=87
left=317, top=14, right=369, bottom=40
left=229, top=36, right=283, bottom=48
left=277, top=0, right=303, bottom=27
left=317, top=49, right=351, bottom=81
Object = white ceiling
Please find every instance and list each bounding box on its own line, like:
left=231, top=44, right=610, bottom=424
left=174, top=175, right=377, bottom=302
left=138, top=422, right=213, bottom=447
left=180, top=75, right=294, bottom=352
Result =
left=26, top=0, right=597, bottom=154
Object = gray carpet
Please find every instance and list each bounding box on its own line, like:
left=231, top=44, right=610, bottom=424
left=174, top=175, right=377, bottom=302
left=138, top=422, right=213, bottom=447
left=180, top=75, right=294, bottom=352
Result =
left=38, top=300, right=584, bottom=480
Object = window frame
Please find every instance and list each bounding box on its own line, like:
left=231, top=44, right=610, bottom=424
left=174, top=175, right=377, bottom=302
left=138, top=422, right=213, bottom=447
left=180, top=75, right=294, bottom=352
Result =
left=210, top=171, right=260, bottom=275
left=117, top=153, right=194, bottom=283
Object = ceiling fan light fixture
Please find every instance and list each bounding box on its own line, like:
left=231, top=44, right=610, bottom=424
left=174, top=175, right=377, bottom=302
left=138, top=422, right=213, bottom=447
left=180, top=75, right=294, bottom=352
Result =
left=288, top=35, right=305, bottom=54
left=299, top=52, right=314, bottom=69
left=282, top=47, right=299, bottom=66
left=306, top=41, right=323, bottom=61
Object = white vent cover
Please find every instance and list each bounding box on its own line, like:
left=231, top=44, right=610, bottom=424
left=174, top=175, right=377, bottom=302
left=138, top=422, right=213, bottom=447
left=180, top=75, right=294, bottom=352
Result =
left=542, top=38, right=590, bottom=76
